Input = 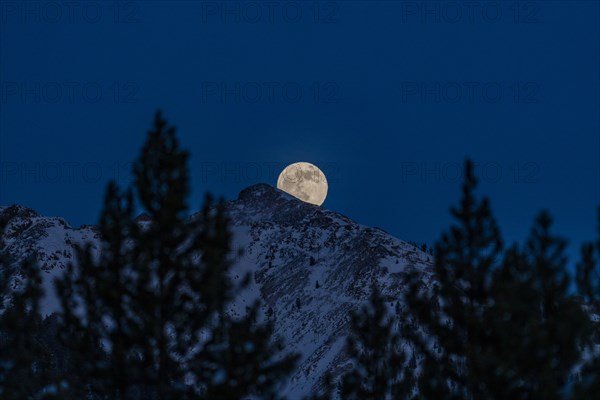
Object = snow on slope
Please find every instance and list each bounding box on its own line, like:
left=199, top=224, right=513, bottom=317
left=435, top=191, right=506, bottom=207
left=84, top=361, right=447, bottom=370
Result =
left=225, top=184, right=434, bottom=396
left=0, top=184, right=434, bottom=398
left=0, top=205, right=100, bottom=315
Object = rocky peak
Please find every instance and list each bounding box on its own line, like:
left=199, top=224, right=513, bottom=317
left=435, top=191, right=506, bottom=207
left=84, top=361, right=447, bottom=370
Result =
left=0, top=186, right=434, bottom=398
left=231, top=183, right=329, bottom=227
left=238, top=183, right=283, bottom=201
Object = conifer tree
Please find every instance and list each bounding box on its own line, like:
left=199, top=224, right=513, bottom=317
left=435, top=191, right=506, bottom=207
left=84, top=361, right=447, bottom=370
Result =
left=55, top=111, right=296, bottom=399
left=55, top=183, right=139, bottom=399
left=404, top=159, right=503, bottom=399
left=574, top=207, right=600, bottom=398
left=339, top=283, right=412, bottom=400
left=404, top=160, right=589, bottom=399
left=478, top=212, right=589, bottom=399
left=195, top=302, right=296, bottom=399
left=0, top=217, right=57, bottom=399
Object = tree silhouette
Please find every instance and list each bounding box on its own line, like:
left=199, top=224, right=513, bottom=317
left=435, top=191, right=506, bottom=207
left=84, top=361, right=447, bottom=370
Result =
left=55, top=111, right=297, bottom=399
left=404, top=159, right=590, bottom=399
left=0, top=216, right=59, bottom=399
left=574, top=207, right=600, bottom=398
left=339, top=283, right=413, bottom=400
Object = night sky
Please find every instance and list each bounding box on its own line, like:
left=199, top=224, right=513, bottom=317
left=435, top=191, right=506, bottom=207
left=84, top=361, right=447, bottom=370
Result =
left=1, top=1, right=599, bottom=263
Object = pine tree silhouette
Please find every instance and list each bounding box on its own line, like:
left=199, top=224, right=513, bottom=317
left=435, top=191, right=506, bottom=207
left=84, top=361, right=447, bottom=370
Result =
left=478, top=212, right=589, bottom=399
left=404, top=159, right=503, bottom=399
left=404, top=159, right=590, bottom=399
left=574, top=207, right=600, bottom=398
left=339, top=283, right=413, bottom=400
left=0, top=215, right=58, bottom=399
left=55, top=111, right=297, bottom=399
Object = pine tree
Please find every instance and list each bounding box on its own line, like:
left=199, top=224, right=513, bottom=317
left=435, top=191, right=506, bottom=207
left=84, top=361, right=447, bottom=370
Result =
left=479, top=212, right=588, bottom=399
left=404, top=159, right=503, bottom=399
left=339, top=283, right=413, bottom=400
left=404, top=159, right=589, bottom=399
left=195, top=302, right=296, bottom=399
left=55, top=183, right=139, bottom=399
left=574, top=207, right=600, bottom=398
left=0, top=215, right=57, bottom=399
left=55, top=111, right=297, bottom=399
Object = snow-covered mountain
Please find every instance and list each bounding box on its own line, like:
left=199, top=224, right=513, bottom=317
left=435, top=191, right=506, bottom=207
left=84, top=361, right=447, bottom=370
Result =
left=0, top=183, right=434, bottom=398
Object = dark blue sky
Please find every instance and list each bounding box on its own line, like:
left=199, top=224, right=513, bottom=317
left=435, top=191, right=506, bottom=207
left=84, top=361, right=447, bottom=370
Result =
left=1, top=1, right=599, bottom=262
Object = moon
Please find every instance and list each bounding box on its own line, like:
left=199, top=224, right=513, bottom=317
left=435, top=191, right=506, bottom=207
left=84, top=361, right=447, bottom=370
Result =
left=277, top=162, right=328, bottom=206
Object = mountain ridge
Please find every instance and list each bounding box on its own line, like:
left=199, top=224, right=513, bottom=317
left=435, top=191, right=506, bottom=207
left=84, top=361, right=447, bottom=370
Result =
left=0, top=183, right=433, bottom=397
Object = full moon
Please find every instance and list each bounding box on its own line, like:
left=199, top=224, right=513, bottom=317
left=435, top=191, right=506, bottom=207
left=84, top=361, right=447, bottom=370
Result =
left=277, top=162, right=328, bottom=206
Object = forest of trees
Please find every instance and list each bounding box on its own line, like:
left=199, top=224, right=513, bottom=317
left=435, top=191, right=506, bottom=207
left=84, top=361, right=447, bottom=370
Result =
left=1, top=112, right=599, bottom=399
left=339, top=162, right=600, bottom=400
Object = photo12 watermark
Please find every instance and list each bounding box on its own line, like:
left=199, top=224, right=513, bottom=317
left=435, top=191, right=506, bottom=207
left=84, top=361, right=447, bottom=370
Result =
left=398, top=1, right=541, bottom=24
left=0, top=1, right=140, bottom=24
left=200, top=81, right=340, bottom=104
left=399, top=81, right=541, bottom=104
left=398, top=161, right=540, bottom=184
left=198, top=161, right=340, bottom=185
left=0, top=161, right=135, bottom=186
left=199, top=1, right=339, bottom=24
left=0, top=81, right=139, bottom=104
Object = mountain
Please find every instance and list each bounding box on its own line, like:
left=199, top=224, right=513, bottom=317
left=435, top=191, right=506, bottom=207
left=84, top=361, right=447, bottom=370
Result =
left=0, top=183, right=434, bottom=398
